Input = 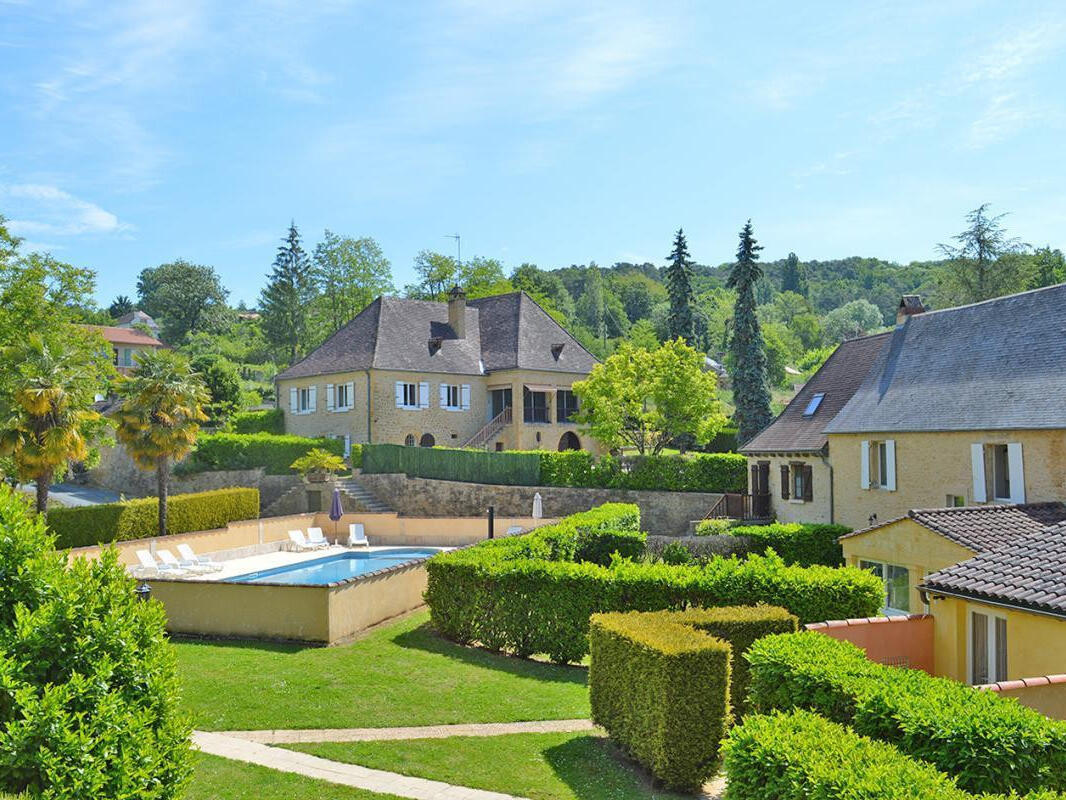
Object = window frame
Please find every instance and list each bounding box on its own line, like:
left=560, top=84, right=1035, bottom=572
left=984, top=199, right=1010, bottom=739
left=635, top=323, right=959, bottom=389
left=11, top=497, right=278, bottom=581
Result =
left=791, top=463, right=806, bottom=502
left=556, top=389, right=579, bottom=423
left=442, top=384, right=460, bottom=410
left=523, top=388, right=549, bottom=424
left=859, top=559, right=910, bottom=615
left=298, top=387, right=312, bottom=413
left=401, top=382, right=419, bottom=409
left=335, top=383, right=351, bottom=411
left=990, top=443, right=1011, bottom=502
left=968, top=608, right=1007, bottom=685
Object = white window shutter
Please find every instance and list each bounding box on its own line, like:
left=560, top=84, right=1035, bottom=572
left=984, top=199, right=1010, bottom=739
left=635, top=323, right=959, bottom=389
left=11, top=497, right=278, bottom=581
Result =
left=326, top=383, right=335, bottom=412
left=971, top=443, right=987, bottom=502
left=419, top=382, right=430, bottom=409
left=1008, top=442, right=1025, bottom=504
left=289, top=387, right=298, bottom=414
left=461, top=384, right=471, bottom=411
left=860, top=440, right=870, bottom=489
left=395, top=382, right=404, bottom=408
left=308, top=385, right=317, bottom=413
left=439, top=383, right=448, bottom=408
left=343, top=434, right=352, bottom=458
left=345, top=382, right=354, bottom=410
left=884, top=440, right=897, bottom=491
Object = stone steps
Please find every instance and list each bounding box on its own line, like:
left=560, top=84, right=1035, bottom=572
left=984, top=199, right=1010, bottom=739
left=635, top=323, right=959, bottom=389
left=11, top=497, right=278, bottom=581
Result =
left=335, top=479, right=393, bottom=513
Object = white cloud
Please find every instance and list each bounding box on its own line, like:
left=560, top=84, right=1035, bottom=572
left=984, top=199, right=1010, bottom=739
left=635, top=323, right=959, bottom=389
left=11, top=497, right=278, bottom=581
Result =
left=963, top=24, right=1064, bottom=84
left=3, top=184, right=130, bottom=236
left=966, top=93, right=1038, bottom=148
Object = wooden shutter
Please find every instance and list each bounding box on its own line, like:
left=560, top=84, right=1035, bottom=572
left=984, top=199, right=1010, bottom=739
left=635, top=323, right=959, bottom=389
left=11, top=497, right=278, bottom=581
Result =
left=308, top=385, right=317, bottom=413
left=780, top=465, right=790, bottom=499
left=1008, top=442, right=1025, bottom=504
left=461, top=384, right=471, bottom=411
left=419, top=382, right=430, bottom=409
left=439, top=384, right=448, bottom=408
left=884, top=440, right=897, bottom=491
left=860, top=441, right=870, bottom=489
left=971, top=443, right=987, bottom=502
left=289, top=387, right=298, bottom=414
left=326, top=383, right=335, bottom=412
left=395, top=382, right=404, bottom=408
left=750, top=465, right=758, bottom=494
left=345, top=382, right=354, bottom=410
left=803, top=464, right=813, bottom=501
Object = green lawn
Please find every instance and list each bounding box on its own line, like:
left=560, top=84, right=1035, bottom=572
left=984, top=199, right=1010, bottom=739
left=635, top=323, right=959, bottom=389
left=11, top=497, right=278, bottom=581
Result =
left=176, top=611, right=589, bottom=731
left=286, top=733, right=693, bottom=800
left=185, top=753, right=399, bottom=800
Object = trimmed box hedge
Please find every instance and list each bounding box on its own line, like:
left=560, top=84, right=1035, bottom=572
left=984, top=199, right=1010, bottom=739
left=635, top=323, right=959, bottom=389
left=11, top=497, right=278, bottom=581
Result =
left=538, top=451, right=748, bottom=493
left=362, top=443, right=541, bottom=486
left=231, top=408, right=285, bottom=434
left=746, top=632, right=1066, bottom=794
left=47, top=488, right=260, bottom=548
left=424, top=505, right=882, bottom=663
left=179, top=432, right=349, bottom=475
left=716, top=522, right=849, bottom=567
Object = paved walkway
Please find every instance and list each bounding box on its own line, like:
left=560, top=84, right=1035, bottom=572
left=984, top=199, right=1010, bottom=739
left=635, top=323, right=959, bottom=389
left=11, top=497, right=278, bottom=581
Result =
left=220, top=718, right=597, bottom=744
left=26, top=482, right=121, bottom=507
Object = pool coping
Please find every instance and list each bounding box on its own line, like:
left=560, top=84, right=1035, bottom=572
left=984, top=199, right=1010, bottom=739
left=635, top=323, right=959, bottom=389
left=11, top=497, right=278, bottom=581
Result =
left=220, top=547, right=445, bottom=588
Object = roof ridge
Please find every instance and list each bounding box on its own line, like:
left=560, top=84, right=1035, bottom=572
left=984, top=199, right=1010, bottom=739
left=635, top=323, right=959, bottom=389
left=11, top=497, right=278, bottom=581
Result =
left=902, top=281, right=1066, bottom=319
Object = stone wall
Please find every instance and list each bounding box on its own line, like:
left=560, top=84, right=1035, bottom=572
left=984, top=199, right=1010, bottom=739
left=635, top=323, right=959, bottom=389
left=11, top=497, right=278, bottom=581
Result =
left=356, top=473, right=723, bottom=535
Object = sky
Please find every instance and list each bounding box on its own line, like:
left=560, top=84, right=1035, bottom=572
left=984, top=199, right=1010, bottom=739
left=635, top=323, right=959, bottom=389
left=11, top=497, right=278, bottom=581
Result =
left=2, top=0, right=1065, bottom=306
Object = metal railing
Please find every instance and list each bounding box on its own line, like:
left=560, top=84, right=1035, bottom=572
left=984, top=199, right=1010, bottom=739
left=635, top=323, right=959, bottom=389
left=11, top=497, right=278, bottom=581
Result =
left=704, top=492, right=771, bottom=521
left=460, top=406, right=512, bottom=449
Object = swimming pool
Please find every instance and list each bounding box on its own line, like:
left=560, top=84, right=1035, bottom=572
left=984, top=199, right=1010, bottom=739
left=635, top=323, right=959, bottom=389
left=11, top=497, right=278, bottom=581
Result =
left=227, top=548, right=441, bottom=586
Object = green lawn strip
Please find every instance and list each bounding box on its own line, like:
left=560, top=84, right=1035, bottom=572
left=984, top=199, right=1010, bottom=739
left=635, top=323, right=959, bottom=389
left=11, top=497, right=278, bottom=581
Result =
left=177, top=611, right=590, bottom=731
left=185, top=753, right=401, bottom=800
left=284, top=732, right=693, bottom=800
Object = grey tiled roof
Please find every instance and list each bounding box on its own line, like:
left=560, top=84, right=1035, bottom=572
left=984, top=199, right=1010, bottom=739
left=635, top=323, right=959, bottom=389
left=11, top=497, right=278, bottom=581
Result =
left=840, top=502, right=1066, bottom=552
left=825, top=284, right=1066, bottom=434
left=921, top=520, right=1066, bottom=616
left=276, top=291, right=596, bottom=380
left=739, top=332, right=890, bottom=454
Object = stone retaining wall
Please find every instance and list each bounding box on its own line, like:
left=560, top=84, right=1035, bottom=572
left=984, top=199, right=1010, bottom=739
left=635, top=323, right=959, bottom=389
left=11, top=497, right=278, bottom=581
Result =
left=356, top=473, right=723, bottom=535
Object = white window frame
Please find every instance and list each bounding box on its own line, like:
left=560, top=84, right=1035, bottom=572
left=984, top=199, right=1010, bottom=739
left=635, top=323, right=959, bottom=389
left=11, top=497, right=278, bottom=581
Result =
left=863, top=439, right=896, bottom=491
left=297, top=386, right=315, bottom=414
left=975, top=442, right=1025, bottom=504
left=397, top=382, right=420, bottom=410
left=440, top=383, right=461, bottom=410
left=967, top=607, right=1007, bottom=685
left=329, top=381, right=353, bottom=412
left=859, top=559, right=910, bottom=615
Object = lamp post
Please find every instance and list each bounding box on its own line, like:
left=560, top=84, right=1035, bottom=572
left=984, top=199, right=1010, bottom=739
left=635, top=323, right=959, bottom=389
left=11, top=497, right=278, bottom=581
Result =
left=487, top=505, right=495, bottom=539
left=136, top=580, right=152, bottom=603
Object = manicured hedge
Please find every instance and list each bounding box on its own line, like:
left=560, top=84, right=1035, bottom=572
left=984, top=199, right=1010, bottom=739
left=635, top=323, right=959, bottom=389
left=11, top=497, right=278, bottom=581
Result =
left=231, top=408, right=285, bottom=434
left=729, top=522, right=849, bottom=567
left=703, top=425, right=738, bottom=453
left=47, top=488, right=260, bottom=548
left=362, top=443, right=541, bottom=486
left=179, top=432, right=349, bottom=475
left=538, top=451, right=747, bottom=493
left=746, top=632, right=1066, bottom=794
left=425, top=506, right=882, bottom=663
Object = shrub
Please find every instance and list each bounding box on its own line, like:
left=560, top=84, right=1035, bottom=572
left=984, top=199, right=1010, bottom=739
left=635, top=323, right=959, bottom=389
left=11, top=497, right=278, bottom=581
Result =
left=179, top=432, right=347, bottom=475
left=362, top=443, right=541, bottom=486
left=231, top=408, right=285, bottom=434
left=648, top=534, right=755, bottom=561
left=703, top=425, right=738, bottom=453
left=617, top=453, right=747, bottom=492
left=47, top=488, right=260, bottom=548
left=694, top=517, right=743, bottom=536
left=746, top=632, right=1066, bottom=794
left=660, top=541, right=694, bottom=565
left=0, top=486, right=191, bottom=798
left=290, top=447, right=348, bottom=479
left=727, top=522, right=850, bottom=567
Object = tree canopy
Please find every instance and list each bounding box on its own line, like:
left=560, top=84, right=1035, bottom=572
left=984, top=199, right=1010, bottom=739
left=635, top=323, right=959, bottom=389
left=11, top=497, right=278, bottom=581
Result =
left=727, top=220, right=773, bottom=444
left=137, top=260, right=230, bottom=343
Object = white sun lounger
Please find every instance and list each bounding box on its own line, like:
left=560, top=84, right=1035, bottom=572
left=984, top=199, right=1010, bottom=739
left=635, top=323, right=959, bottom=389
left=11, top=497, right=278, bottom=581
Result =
left=157, top=549, right=202, bottom=575
left=288, top=530, right=316, bottom=551
left=135, top=549, right=184, bottom=577
left=306, top=527, right=330, bottom=548
left=506, top=525, right=524, bottom=536
left=176, top=543, right=222, bottom=572
left=348, top=523, right=369, bottom=548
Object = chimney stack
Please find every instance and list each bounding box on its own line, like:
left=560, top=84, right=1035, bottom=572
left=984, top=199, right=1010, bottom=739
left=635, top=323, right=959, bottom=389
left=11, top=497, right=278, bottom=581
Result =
left=448, top=285, right=467, bottom=339
left=896, top=294, right=925, bottom=326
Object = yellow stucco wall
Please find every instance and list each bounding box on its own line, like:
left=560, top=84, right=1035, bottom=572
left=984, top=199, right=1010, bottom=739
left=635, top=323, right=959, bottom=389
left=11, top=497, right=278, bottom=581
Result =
left=829, top=429, right=1066, bottom=531
left=746, top=454, right=833, bottom=524
left=842, top=518, right=975, bottom=614
left=930, top=595, right=1066, bottom=684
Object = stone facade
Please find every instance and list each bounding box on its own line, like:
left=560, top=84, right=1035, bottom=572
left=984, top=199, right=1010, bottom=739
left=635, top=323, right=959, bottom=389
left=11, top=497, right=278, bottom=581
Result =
left=746, top=453, right=833, bottom=524
left=356, top=473, right=723, bottom=535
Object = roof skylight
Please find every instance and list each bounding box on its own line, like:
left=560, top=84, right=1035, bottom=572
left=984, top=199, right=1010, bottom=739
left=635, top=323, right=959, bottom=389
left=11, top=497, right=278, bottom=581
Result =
left=803, top=393, right=825, bottom=417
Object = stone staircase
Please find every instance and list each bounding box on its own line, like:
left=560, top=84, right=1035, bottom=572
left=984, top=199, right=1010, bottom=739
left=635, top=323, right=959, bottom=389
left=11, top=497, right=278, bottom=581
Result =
left=335, top=477, right=393, bottom=513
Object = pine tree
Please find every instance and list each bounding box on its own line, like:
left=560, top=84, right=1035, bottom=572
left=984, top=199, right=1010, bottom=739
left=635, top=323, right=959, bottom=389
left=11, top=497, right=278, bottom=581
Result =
left=664, top=228, right=696, bottom=344
left=780, top=251, right=806, bottom=295
left=727, top=220, right=773, bottom=444
left=260, top=222, right=316, bottom=364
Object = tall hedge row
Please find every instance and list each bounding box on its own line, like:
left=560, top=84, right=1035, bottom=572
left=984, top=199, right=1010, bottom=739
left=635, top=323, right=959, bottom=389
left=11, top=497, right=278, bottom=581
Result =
left=47, top=488, right=260, bottom=549
left=362, top=443, right=541, bottom=486
left=424, top=505, right=882, bottom=663
left=179, top=432, right=349, bottom=475
left=692, top=521, right=850, bottom=567
left=746, top=632, right=1066, bottom=794
left=230, top=408, right=285, bottom=434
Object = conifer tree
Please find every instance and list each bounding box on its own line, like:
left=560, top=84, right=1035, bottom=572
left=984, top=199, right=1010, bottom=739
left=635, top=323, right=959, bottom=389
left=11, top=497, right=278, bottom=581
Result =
left=727, top=220, right=773, bottom=443
left=664, top=228, right=696, bottom=344
left=260, top=222, right=316, bottom=364
left=780, top=251, right=806, bottom=295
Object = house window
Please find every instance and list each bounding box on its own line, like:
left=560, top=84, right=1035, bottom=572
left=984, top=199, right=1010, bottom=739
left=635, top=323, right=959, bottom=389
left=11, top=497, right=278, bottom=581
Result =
left=972, top=442, right=1024, bottom=504
left=781, top=463, right=812, bottom=502
left=335, top=383, right=351, bottom=410
left=860, top=560, right=910, bottom=615
left=489, top=388, right=512, bottom=419
left=802, top=392, right=825, bottom=417
left=991, top=444, right=1011, bottom=501
left=442, top=384, right=460, bottom=409
left=523, top=388, right=549, bottom=423
left=556, top=390, right=579, bottom=423
left=112, top=348, right=120, bottom=365
left=298, top=387, right=312, bottom=413
left=122, top=348, right=134, bottom=367
left=970, top=611, right=1007, bottom=685
left=862, top=439, right=895, bottom=490
left=419, top=433, right=435, bottom=448
left=400, top=383, right=419, bottom=409
left=404, top=434, right=416, bottom=447
left=947, top=494, right=966, bottom=507
left=792, top=464, right=807, bottom=501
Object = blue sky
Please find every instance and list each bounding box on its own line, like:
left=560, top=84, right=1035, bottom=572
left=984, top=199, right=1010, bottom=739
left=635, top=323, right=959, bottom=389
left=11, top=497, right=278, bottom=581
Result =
left=2, top=1, right=1064, bottom=306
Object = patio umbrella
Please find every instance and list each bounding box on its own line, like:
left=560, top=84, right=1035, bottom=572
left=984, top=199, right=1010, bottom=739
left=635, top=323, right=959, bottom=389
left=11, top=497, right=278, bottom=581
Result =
left=329, top=487, right=344, bottom=544
left=532, top=492, right=543, bottom=519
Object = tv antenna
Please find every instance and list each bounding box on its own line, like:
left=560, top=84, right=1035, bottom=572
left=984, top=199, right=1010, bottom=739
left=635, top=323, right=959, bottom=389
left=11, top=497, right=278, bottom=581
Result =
left=444, top=233, right=461, bottom=267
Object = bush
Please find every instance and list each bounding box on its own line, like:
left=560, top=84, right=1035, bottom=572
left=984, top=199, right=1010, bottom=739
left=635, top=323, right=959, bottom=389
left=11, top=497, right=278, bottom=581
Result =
left=694, top=517, right=743, bottom=536
left=649, top=534, right=755, bottom=561
left=660, top=541, right=694, bottom=565
left=723, top=710, right=974, bottom=800
left=727, top=522, right=850, bottom=567
left=425, top=507, right=882, bottom=664
left=703, top=425, right=738, bottom=453
left=0, top=487, right=191, bottom=798
left=746, top=632, right=1066, bottom=794
left=363, top=443, right=541, bottom=486
left=231, top=408, right=285, bottom=434
left=47, top=488, right=260, bottom=548
left=617, top=453, right=747, bottom=492
left=180, top=432, right=348, bottom=475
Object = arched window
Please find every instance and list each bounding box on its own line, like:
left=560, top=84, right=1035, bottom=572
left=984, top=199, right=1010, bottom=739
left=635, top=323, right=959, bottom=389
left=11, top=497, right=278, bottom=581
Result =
left=558, top=431, right=581, bottom=451
left=404, top=434, right=416, bottom=447
left=419, top=433, right=436, bottom=448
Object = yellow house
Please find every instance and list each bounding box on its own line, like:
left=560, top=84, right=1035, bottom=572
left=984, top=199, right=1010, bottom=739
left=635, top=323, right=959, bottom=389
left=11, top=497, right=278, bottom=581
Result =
left=824, top=285, right=1066, bottom=531
left=275, top=288, right=601, bottom=456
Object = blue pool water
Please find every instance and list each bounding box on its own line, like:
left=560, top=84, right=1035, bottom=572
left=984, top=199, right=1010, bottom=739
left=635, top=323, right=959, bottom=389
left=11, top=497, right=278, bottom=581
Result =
left=227, top=548, right=441, bottom=586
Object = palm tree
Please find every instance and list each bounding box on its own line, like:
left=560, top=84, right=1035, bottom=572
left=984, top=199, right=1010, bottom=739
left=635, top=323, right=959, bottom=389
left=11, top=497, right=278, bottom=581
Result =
left=114, top=350, right=209, bottom=537
left=0, top=335, right=107, bottom=512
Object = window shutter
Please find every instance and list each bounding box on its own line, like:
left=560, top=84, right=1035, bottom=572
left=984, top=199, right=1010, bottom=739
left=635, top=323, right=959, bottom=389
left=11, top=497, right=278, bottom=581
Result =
left=439, top=383, right=448, bottom=408
left=750, top=465, right=758, bottom=494
left=289, top=387, right=298, bottom=414
left=971, top=443, right=987, bottom=502
left=395, top=382, right=404, bottom=408
left=803, top=464, right=814, bottom=501
left=860, top=441, right=870, bottom=489
left=780, top=465, right=790, bottom=499
left=345, top=382, right=354, bottom=410
left=419, top=382, right=430, bottom=409
left=308, top=385, right=317, bottom=413
left=343, top=434, right=352, bottom=458
left=1008, top=442, right=1025, bottom=504
left=326, top=383, right=335, bottom=412
left=461, top=384, right=471, bottom=411
left=885, top=440, right=897, bottom=491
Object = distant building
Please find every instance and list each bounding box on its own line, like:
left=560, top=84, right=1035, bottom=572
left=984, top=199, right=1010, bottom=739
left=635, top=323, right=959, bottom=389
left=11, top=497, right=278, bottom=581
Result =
left=85, top=325, right=165, bottom=375
left=113, top=309, right=161, bottom=337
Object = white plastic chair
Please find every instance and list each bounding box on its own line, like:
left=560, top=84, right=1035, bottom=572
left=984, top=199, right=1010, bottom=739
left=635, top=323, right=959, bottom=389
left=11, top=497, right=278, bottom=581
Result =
left=156, top=549, right=197, bottom=575
left=506, top=525, right=523, bottom=536
left=288, top=530, right=314, bottom=551
left=348, top=523, right=369, bottom=548
left=306, top=527, right=330, bottom=548
left=176, top=543, right=222, bottom=572
left=136, top=549, right=183, bottom=576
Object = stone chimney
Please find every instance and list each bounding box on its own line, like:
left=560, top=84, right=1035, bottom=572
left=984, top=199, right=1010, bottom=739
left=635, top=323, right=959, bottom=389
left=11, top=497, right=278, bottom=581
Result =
left=448, top=285, right=467, bottom=339
left=896, top=294, right=925, bottom=326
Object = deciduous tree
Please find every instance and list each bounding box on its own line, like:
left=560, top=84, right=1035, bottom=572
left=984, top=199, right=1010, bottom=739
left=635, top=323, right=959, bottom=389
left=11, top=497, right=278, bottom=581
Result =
left=822, top=299, right=884, bottom=342
left=936, top=204, right=1028, bottom=304
left=727, top=220, right=773, bottom=444
left=311, top=230, right=393, bottom=338
left=136, top=260, right=230, bottom=343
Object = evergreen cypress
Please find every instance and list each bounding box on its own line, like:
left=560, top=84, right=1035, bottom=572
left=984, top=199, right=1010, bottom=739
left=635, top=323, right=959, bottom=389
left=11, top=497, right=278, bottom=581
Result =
left=664, top=228, right=696, bottom=344
left=780, top=251, right=806, bottom=295
left=727, top=220, right=773, bottom=443
left=260, top=221, right=316, bottom=364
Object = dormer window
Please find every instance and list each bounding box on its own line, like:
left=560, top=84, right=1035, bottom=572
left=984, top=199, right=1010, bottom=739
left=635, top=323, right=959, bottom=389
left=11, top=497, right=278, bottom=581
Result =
left=802, top=393, right=825, bottom=417
left=428, top=336, right=443, bottom=354
left=551, top=343, right=565, bottom=360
